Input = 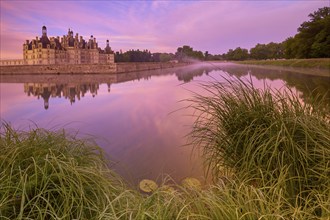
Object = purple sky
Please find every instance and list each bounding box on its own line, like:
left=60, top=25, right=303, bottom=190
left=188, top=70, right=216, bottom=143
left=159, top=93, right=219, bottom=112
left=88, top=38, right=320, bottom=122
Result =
left=0, top=0, right=328, bottom=59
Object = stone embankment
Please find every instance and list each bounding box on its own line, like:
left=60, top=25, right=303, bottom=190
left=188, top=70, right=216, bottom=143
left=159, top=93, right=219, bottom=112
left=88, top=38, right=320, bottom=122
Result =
left=0, top=62, right=188, bottom=75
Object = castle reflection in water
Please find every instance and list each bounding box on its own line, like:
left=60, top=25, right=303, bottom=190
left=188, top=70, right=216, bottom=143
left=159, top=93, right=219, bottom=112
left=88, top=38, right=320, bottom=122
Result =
left=18, top=65, right=212, bottom=110
left=24, top=83, right=111, bottom=109
left=9, top=63, right=328, bottom=110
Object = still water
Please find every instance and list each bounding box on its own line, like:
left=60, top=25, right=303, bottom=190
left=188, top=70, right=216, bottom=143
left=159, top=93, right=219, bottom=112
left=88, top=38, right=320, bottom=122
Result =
left=1, top=63, right=329, bottom=185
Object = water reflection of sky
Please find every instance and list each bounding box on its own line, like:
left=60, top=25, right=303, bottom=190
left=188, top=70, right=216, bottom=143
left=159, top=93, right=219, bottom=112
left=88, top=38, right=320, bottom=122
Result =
left=1, top=63, right=329, bottom=185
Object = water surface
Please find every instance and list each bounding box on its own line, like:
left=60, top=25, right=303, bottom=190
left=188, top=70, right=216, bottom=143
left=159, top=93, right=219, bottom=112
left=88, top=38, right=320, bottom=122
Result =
left=1, top=63, right=329, bottom=184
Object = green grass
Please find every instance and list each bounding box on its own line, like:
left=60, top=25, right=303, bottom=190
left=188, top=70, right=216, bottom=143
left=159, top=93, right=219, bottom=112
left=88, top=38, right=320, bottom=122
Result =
left=1, top=75, right=330, bottom=219
left=0, top=125, right=135, bottom=219
left=236, top=58, right=330, bottom=70
left=188, top=76, right=330, bottom=216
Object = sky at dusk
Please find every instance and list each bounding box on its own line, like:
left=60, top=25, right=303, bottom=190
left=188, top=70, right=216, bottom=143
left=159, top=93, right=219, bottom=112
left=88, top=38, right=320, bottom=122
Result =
left=0, top=0, right=328, bottom=59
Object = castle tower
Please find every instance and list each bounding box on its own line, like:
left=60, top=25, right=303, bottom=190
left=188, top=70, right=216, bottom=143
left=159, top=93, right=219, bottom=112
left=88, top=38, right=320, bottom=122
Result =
left=68, top=28, right=73, bottom=37
left=104, top=39, right=112, bottom=54
left=42, top=26, right=47, bottom=37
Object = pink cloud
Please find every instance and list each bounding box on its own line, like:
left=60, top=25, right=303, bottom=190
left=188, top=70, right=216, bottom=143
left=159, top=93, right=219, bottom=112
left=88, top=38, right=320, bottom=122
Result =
left=149, top=1, right=328, bottom=53
left=0, top=1, right=328, bottom=59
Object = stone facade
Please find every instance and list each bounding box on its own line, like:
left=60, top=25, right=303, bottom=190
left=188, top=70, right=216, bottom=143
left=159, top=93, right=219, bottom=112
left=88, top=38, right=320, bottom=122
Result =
left=0, top=26, right=114, bottom=66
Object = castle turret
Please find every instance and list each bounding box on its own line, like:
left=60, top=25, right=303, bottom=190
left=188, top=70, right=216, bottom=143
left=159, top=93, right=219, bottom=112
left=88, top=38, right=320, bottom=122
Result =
left=104, top=39, right=112, bottom=54
left=42, top=26, right=47, bottom=37
left=40, top=26, right=50, bottom=48
left=68, top=28, right=73, bottom=37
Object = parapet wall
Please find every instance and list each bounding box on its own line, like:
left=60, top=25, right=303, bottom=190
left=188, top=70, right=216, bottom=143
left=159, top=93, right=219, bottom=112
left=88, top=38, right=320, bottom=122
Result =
left=0, top=62, right=187, bottom=75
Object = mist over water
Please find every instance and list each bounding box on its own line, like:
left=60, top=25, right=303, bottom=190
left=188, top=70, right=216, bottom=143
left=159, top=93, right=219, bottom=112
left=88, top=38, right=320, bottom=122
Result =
left=1, top=63, right=329, bottom=184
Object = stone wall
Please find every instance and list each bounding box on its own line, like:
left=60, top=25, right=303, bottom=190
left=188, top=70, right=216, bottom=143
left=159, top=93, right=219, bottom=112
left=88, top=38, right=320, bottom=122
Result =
left=0, top=59, right=25, bottom=66
left=0, top=62, right=188, bottom=75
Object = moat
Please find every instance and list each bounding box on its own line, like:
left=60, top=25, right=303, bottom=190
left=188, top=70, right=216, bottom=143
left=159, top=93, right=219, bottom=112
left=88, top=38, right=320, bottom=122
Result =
left=1, top=63, right=329, bottom=184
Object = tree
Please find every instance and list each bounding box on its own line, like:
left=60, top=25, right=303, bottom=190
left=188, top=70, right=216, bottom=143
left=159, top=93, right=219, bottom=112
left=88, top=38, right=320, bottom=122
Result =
left=204, top=51, right=209, bottom=60
left=175, top=45, right=205, bottom=61
left=284, top=7, right=330, bottom=58
left=225, top=47, right=249, bottom=61
left=250, top=44, right=268, bottom=60
left=250, top=42, right=284, bottom=60
left=283, top=37, right=298, bottom=59
left=159, top=53, right=174, bottom=62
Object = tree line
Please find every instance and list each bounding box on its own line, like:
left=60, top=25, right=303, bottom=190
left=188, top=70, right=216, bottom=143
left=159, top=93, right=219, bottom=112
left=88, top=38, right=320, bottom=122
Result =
left=221, top=6, right=329, bottom=61
left=115, top=7, right=329, bottom=62
left=114, top=50, right=176, bottom=62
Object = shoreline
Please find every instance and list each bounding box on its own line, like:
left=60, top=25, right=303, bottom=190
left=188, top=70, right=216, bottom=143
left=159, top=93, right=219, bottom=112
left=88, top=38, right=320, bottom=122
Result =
left=235, top=58, right=330, bottom=69
left=0, top=62, right=189, bottom=75
left=203, top=60, right=330, bottom=77
left=234, top=63, right=330, bottom=77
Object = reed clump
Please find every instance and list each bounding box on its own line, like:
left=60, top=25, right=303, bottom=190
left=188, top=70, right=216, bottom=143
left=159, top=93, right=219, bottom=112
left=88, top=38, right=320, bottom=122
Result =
left=0, top=125, right=137, bottom=219
left=189, top=76, right=330, bottom=209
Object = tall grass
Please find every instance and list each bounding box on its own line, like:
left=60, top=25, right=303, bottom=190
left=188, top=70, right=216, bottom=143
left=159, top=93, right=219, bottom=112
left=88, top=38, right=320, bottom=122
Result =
left=188, top=76, right=330, bottom=206
left=0, top=125, right=136, bottom=219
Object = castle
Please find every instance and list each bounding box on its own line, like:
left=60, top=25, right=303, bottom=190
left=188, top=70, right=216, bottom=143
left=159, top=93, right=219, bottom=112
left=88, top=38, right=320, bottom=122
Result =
left=0, top=26, right=114, bottom=66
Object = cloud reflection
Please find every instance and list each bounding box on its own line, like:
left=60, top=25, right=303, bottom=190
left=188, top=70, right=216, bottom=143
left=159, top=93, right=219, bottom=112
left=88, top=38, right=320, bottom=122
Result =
left=1, top=64, right=329, bottom=184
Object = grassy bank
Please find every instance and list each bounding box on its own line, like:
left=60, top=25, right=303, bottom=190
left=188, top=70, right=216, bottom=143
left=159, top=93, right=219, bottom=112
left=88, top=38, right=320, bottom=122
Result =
left=1, top=77, right=330, bottom=219
left=188, top=77, right=330, bottom=218
left=235, top=58, right=330, bottom=70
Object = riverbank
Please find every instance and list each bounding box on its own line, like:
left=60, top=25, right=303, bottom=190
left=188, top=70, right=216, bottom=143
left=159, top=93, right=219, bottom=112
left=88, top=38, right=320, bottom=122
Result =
left=235, top=58, right=330, bottom=70
left=0, top=62, right=188, bottom=75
